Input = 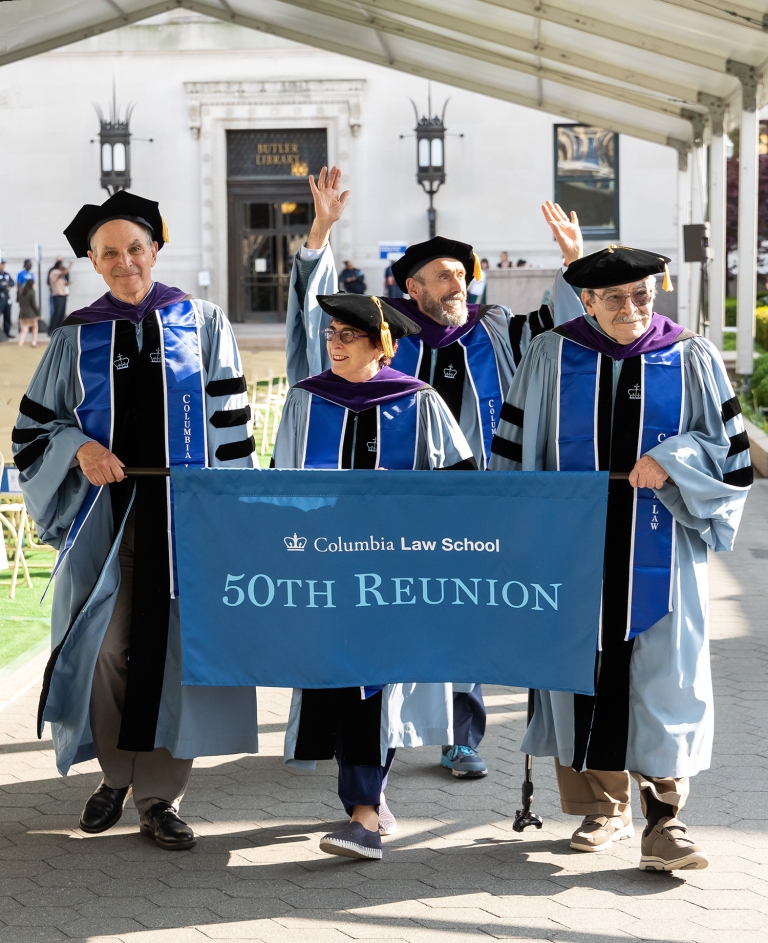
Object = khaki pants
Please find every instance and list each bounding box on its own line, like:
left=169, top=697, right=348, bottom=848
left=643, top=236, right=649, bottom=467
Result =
left=554, top=759, right=689, bottom=818
left=89, top=511, right=193, bottom=815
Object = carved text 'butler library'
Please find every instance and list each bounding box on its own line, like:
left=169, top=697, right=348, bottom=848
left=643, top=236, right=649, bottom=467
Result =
left=227, top=129, right=328, bottom=179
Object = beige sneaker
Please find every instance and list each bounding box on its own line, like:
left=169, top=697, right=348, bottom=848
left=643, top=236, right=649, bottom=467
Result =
left=639, top=816, right=709, bottom=871
left=570, top=813, right=634, bottom=852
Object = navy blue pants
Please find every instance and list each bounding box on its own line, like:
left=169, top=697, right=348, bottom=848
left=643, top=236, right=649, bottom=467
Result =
left=336, top=742, right=396, bottom=817
left=451, top=685, right=487, bottom=749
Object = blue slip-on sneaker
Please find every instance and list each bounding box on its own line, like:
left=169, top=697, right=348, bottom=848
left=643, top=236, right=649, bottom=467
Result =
left=440, top=744, right=488, bottom=778
left=378, top=796, right=397, bottom=836
left=319, top=821, right=383, bottom=860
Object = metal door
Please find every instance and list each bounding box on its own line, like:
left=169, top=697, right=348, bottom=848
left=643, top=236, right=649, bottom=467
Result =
left=228, top=190, right=314, bottom=322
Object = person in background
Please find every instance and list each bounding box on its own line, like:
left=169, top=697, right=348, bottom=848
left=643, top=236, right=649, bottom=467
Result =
left=516, top=258, right=527, bottom=268
left=497, top=251, right=512, bottom=269
left=468, top=258, right=488, bottom=304
left=339, top=260, right=366, bottom=294
left=17, top=259, right=39, bottom=347
left=48, top=257, right=73, bottom=333
left=384, top=263, right=403, bottom=299
left=0, top=260, right=14, bottom=340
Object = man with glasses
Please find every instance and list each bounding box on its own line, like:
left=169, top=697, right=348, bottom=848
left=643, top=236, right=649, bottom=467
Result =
left=489, top=226, right=752, bottom=871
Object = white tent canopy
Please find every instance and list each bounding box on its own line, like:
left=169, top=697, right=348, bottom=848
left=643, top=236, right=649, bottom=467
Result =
left=2, top=0, right=767, bottom=366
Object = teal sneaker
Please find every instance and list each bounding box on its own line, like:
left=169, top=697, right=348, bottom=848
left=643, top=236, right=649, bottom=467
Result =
left=440, top=745, right=488, bottom=778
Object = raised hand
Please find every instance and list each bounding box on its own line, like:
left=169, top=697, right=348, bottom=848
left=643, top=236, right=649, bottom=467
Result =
left=542, top=201, right=583, bottom=266
left=306, top=166, right=350, bottom=249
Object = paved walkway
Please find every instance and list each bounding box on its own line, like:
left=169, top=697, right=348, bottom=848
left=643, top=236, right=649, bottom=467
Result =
left=1, top=481, right=767, bottom=943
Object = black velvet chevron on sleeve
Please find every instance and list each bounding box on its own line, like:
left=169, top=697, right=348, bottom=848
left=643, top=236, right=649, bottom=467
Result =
left=490, top=436, right=522, bottom=463
left=12, top=426, right=46, bottom=444
left=215, top=436, right=256, bottom=462
left=721, top=395, right=741, bottom=424
left=723, top=466, right=754, bottom=488
left=508, top=315, right=526, bottom=366
left=19, top=395, right=56, bottom=425
left=500, top=402, right=524, bottom=428
left=209, top=405, right=252, bottom=428
left=205, top=376, right=247, bottom=397
left=14, top=437, right=49, bottom=471
left=727, top=430, right=750, bottom=458
left=530, top=303, right=554, bottom=337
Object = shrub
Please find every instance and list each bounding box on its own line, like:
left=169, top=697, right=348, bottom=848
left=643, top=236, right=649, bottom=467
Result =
left=751, top=352, right=768, bottom=388
left=757, top=307, right=768, bottom=351
left=725, top=297, right=737, bottom=326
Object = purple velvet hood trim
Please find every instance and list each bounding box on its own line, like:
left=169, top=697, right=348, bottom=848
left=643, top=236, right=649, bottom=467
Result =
left=66, top=282, right=188, bottom=325
left=295, top=365, right=427, bottom=412
left=385, top=297, right=482, bottom=348
left=558, top=312, right=686, bottom=360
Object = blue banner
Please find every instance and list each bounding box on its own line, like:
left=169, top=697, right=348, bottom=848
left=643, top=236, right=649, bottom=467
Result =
left=173, top=469, right=608, bottom=695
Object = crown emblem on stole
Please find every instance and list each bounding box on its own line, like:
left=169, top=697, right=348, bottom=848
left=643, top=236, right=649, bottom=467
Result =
left=284, top=533, right=307, bottom=551
left=114, top=354, right=129, bottom=370
left=628, top=384, right=641, bottom=400
left=150, top=348, right=162, bottom=363
left=443, top=364, right=458, bottom=379
left=367, top=437, right=378, bottom=453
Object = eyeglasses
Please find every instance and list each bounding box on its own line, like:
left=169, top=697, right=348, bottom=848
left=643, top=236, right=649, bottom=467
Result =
left=593, top=288, right=653, bottom=312
left=321, top=328, right=369, bottom=344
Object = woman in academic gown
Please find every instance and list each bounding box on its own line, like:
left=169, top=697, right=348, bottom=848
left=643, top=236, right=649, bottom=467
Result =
left=273, top=292, right=476, bottom=861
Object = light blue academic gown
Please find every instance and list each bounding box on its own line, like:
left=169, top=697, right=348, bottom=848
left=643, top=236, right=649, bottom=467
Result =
left=489, top=318, right=752, bottom=778
left=13, top=299, right=259, bottom=775
left=274, top=383, right=473, bottom=767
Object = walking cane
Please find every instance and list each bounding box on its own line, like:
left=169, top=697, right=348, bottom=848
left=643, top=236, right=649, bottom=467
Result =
left=513, top=688, right=543, bottom=832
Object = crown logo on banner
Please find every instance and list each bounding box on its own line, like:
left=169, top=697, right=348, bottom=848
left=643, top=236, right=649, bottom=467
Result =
left=628, top=384, right=641, bottom=400
left=284, top=533, right=307, bottom=551
left=367, top=437, right=378, bottom=453
left=150, top=348, right=162, bottom=363
left=443, top=364, right=458, bottom=379
left=113, top=354, right=130, bottom=371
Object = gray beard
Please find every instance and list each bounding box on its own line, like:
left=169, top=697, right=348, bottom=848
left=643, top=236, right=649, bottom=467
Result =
left=420, top=291, right=469, bottom=327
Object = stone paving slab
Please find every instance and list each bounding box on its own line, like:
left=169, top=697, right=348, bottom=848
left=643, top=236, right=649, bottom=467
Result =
left=1, top=481, right=767, bottom=942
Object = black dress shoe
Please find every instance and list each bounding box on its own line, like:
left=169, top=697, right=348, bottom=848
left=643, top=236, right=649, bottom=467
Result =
left=79, top=783, right=131, bottom=834
left=139, top=802, right=196, bottom=850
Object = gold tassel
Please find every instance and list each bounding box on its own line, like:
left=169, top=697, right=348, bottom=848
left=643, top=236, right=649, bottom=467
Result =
left=371, top=295, right=394, bottom=359
left=662, top=263, right=673, bottom=292
left=473, top=253, right=482, bottom=282
left=161, top=216, right=170, bottom=244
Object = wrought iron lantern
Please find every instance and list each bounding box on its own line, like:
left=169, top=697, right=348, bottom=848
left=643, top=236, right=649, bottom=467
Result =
left=93, top=87, right=135, bottom=195
left=408, top=95, right=449, bottom=238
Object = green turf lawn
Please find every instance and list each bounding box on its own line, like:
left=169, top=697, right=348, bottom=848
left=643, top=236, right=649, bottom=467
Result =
left=0, top=546, right=54, bottom=671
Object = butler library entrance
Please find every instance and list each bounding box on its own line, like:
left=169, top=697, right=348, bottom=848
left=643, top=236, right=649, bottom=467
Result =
left=227, top=128, right=328, bottom=322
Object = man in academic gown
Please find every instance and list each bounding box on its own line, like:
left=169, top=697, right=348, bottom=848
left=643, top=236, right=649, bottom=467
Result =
left=13, top=191, right=258, bottom=850
left=285, top=167, right=556, bottom=779
left=276, top=293, right=474, bottom=860
left=490, top=241, right=752, bottom=871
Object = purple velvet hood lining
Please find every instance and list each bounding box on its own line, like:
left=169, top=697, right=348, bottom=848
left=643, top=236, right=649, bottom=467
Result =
left=295, top=365, right=427, bottom=411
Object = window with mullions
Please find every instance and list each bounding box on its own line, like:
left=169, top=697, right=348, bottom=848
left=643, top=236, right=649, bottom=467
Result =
left=554, top=125, right=619, bottom=239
